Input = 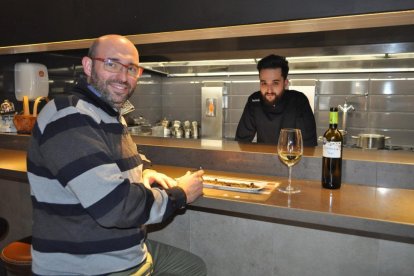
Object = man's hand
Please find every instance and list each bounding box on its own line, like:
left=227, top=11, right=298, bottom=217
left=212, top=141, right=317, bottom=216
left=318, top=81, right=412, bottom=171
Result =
left=142, top=169, right=177, bottom=189
left=177, top=170, right=204, bottom=204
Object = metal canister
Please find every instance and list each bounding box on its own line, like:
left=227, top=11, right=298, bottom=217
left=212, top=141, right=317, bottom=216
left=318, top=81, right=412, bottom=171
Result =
left=192, top=121, right=199, bottom=139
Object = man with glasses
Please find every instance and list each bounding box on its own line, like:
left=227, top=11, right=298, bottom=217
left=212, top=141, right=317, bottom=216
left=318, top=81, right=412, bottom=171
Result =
left=27, top=34, right=207, bottom=275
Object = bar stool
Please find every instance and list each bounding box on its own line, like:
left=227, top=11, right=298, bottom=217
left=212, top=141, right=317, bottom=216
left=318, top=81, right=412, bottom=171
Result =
left=0, top=217, right=9, bottom=275
left=0, top=218, right=8, bottom=241
left=0, top=236, right=32, bottom=276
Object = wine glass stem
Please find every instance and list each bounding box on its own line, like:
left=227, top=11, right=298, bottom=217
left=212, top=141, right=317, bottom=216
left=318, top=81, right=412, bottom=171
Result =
left=287, top=166, right=292, bottom=191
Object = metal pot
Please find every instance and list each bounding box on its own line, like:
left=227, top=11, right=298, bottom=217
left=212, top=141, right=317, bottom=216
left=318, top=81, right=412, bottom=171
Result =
left=351, top=134, right=390, bottom=149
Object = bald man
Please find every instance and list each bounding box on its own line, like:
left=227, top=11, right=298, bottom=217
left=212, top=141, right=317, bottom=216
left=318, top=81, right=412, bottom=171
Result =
left=27, top=35, right=206, bottom=275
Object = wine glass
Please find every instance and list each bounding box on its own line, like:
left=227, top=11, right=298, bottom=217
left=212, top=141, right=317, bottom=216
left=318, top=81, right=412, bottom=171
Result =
left=277, top=128, right=303, bottom=194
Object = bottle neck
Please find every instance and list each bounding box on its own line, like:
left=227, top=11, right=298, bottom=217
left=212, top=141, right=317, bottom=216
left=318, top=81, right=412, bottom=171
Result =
left=329, top=123, right=338, bottom=129
left=329, top=112, right=338, bottom=129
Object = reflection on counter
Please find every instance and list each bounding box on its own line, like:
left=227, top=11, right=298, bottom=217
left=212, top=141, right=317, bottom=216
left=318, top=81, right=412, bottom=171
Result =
left=0, top=100, right=17, bottom=133
left=201, top=139, right=222, bottom=148
left=127, top=115, right=200, bottom=139
left=0, top=114, right=17, bottom=133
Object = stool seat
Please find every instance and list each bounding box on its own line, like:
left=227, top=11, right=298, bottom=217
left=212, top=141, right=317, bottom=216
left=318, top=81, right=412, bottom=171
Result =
left=1, top=236, right=32, bottom=275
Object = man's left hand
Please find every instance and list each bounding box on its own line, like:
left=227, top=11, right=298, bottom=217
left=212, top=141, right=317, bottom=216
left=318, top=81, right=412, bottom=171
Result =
left=142, top=169, right=177, bottom=189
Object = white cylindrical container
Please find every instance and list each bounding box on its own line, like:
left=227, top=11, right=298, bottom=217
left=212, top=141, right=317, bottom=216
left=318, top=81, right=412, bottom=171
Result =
left=15, top=61, right=49, bottom=101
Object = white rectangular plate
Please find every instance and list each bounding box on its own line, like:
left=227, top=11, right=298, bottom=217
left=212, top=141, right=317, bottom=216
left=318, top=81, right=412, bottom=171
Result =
left=203, top=175, right=268, bottom=193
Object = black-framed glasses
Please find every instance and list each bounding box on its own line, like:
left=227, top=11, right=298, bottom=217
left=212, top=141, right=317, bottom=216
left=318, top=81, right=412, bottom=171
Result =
left=91, top=57, right=143, bottom=78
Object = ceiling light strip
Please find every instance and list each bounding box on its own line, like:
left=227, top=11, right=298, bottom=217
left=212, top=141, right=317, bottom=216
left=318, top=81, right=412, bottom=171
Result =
left=167, top=68, right=414, bottom=77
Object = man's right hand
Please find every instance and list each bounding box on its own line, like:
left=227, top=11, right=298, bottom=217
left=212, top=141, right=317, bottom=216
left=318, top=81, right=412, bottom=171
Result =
left=177, top=170, right=204, bottom=203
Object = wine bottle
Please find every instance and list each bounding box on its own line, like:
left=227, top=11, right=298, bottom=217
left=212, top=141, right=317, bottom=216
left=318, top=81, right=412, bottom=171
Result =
left=322, top=107, right=343, bottom=189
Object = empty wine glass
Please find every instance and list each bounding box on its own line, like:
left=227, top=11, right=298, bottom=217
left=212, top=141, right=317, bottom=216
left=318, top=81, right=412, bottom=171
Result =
left=277, top=128, right=303, bottom=194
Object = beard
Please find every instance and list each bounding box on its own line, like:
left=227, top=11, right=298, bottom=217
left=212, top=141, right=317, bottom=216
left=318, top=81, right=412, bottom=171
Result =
left=261, top=90, right=284, bottom=106
left=90, top=70, right=135, bottom=109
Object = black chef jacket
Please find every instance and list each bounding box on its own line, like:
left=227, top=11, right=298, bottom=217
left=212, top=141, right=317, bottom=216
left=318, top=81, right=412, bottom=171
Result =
left=235, top=90, right=317, bottom=146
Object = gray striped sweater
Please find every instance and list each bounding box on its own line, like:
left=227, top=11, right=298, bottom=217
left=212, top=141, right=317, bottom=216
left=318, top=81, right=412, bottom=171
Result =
left=27, top=79, right=186, bottom=275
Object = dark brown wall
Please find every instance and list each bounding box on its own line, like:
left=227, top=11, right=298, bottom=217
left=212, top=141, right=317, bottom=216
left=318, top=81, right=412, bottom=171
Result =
left=1, top=0, right=414, bottom=46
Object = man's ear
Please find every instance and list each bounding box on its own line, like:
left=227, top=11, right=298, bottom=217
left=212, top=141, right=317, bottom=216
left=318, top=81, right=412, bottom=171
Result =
left=82, top=56, right=92, bottom=77
left=284, top=78, right=290, bottom=89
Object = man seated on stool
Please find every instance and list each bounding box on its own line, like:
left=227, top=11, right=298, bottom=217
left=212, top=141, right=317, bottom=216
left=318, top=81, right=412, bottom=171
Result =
left=27, top=34, right=206, bottom=276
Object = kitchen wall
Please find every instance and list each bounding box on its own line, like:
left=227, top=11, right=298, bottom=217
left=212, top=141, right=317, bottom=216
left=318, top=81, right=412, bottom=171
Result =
left=133, top=72, right=414, bottom=148
left=315, top=74, right=414, bottom=148
left=1, top=54, right=413, bottom=148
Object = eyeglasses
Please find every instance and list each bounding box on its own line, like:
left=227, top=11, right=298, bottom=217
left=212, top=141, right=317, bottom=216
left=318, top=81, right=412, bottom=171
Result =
left=91, top=57, right=143, bottom=78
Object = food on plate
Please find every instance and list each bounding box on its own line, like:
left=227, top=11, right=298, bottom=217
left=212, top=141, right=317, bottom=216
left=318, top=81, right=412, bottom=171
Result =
left=203, top=176, right=261, bottom=189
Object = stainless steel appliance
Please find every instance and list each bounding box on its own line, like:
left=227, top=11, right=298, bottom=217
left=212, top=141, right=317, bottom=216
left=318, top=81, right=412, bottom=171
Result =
left=201, top=86, right=225, bottom=139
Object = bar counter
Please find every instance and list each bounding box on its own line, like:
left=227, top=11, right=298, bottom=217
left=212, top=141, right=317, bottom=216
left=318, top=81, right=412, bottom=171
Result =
left=131, top=136, right=414, bottom=190
left=3, top=133, right=413, bottom=165
left=1, top=134, right=414, bottom=275
left=158, top=165, right=414, bottom=242
left=1, top=147, right=414, bottom=242
left=132, top=136, right=414, bottom=165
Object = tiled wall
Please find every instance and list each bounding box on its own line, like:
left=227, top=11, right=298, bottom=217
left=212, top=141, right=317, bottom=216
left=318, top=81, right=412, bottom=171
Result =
left=132, top=72, right=414, bottom=148
left=129, top=76, right=163, bottom=125
left=314, top=73, right=414, bottom=148
left=1, top=54, right=413, bottom=148
left=130, top=76, right=203, bottom=125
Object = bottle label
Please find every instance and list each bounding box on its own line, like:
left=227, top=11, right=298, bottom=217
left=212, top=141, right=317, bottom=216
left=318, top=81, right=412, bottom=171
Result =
left=323, top=140, right=342, bottom=158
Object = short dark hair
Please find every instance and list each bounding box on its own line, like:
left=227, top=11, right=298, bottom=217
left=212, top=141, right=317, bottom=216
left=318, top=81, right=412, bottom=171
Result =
left=88, top=40, right=99, bottom=58
left=257, top=54, right=289, bottom=79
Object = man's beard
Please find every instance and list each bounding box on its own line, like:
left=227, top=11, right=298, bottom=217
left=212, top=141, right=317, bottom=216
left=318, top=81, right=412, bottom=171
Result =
left=90, top=70, right=135, bottom=109
left=261, top=91, right=283, bottom=106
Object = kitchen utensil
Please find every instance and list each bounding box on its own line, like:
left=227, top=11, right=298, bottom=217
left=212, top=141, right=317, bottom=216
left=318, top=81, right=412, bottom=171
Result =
left=15, top=61, right=49, bottom=101
left=13, top=114, right=36, bottom=134
left=12, top=96, right=47, bottom=134
left=0, top=100, right=15, bottom=114
left=351, top=133, right=390, bottom=149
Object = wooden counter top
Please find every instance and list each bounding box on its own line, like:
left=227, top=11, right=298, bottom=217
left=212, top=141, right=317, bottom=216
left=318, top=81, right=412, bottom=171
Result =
left=0, top=149, right=27, bottom=181
left=154, top=164, right=414, bottom=242
left=127, top=136, right=414, bottom=189
left=1, top=147, right=414, bottom=242
left=131, top=136, right=414, bottom=165
left=0, top=149, right=26, bottom=172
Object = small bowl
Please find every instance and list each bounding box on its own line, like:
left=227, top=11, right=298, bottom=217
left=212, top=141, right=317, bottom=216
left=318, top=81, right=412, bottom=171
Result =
left=13, top=114, right=37, bottom=134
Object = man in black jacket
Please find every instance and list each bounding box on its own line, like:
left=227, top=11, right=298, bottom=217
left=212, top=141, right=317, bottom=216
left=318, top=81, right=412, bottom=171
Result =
left=235, top=54, right=317, bottom=146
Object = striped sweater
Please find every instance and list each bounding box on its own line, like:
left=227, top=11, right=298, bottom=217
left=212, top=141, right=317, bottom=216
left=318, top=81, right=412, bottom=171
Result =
left=27, top=79, right=186, bottom=275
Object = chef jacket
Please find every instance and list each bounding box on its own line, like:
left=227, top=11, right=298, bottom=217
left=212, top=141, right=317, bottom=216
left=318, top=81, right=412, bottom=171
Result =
left=235, top=90, right=317, bottom=147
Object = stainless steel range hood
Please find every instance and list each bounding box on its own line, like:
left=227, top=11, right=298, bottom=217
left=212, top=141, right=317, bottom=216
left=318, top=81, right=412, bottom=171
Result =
left=2, top=10, right=414, bottom=76
left=135, top=10, right=414, bottom=76
left=140, top=52, right=414, bottom=77
left=133, top=10, right=414, bottom=76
